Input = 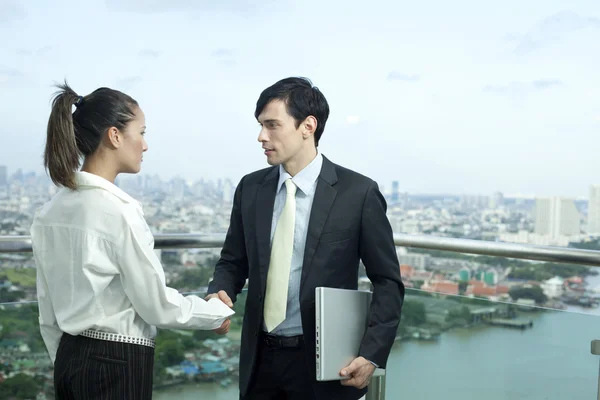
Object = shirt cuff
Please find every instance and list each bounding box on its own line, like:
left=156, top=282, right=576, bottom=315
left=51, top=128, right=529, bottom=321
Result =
left=367, top=359, right=379, bottom=368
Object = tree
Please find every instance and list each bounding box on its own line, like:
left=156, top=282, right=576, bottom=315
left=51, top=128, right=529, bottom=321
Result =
left=155, top=339, right=185, bottom=367
left=410, top=248, right=594, bottom=277
left=170, top=267, right=215, bottom=289
left=193, top=329, right=218, bottom=342
left=0, top=373, right=41, bottom=399
left=509, top=286, right=547, bottom=305
left=446, top=306, right=471, bottom=323
left=571, top=240, right=600, bottom=252
left=0, top=288, right=25, bottom=303
left=401, top=300, right=427, bottom=326
left=412, top=280, right=424, bottom=289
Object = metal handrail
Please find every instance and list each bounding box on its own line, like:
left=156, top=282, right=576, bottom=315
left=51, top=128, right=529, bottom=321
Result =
left=2, top=233, right=600, bottom=266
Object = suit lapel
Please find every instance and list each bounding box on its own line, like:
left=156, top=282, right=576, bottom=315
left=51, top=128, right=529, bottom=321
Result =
left=300, top=156, right=338, bottom=291
left=256, top=167, right=279, bottom=286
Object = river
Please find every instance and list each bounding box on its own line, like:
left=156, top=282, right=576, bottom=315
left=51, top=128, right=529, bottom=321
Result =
left=154, top=271, right=600, bottom=399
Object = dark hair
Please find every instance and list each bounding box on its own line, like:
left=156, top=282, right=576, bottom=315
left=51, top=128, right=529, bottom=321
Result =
left=44, top=81, right=139, bottom=189
left=254, top=77, right=330, bottom=146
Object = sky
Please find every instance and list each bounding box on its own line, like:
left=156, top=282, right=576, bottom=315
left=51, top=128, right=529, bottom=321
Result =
left=0, top=0, right=598, bottom=197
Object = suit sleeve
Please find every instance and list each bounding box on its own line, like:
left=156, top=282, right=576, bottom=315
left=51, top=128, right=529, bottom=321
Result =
left=358, top=181, right=405, bottom=368
left=207, top=177, right=249, bottom=303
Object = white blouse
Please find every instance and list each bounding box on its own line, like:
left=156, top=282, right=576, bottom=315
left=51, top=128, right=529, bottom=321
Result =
left=31, top=171, right=234, bottom=363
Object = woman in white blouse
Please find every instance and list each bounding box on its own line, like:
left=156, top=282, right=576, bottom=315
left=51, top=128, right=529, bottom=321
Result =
left=30, top=82, right=234, bottom=399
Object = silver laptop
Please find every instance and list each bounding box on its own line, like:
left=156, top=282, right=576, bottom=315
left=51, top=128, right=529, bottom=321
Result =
left=315, top=287, right=385, bottom=381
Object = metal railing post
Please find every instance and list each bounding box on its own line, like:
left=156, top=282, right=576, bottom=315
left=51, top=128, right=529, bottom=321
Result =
left=365, top=374, right=386, bottom=400
left=591, top=340, right=600, bottom=400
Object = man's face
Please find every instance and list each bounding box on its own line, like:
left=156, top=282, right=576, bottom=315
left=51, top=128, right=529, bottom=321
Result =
left=257, top=100, right=305, bottom=167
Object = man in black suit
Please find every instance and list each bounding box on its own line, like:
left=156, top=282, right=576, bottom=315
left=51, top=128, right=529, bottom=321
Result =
left=207, top=77, right=404, bottom=400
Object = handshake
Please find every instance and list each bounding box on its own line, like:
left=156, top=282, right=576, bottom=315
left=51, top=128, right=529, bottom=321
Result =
left=205, top=290, right=234, bottom=335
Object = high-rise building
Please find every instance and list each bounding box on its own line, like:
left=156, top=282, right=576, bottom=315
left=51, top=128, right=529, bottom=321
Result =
left=11, top=168, right=23, bottom=183
left=461, top=195, right=489, bottom=210
left=534, top=197, right=580, bottom=238
left=588, top=185, right=600, bottom=236
left=489, top=191, right=504, bottom=209
left=391, top=181, right=399, bottom=203
left=0, top=165, right=6, bottom=187
left=222, top=179, right=234, bottom=203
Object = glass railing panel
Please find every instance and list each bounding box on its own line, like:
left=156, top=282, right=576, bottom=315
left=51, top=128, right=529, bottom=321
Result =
left=0, top=301, right=53, bottom=399
left=385, top=288, right=599, bottom=400
left=0, top=251, right=36, bottom=304
left=152, top=290, right=246, bottom=399
left=3, top=245, right=600, bottom=399
left=0, top=292, right=247, bottom=400
left=397, top=247, right=600, bottom=315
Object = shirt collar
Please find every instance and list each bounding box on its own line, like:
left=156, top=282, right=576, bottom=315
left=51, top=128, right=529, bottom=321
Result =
left=75, top=171, right=141, bottom=208
left=277, top=152, right=323, bottom=195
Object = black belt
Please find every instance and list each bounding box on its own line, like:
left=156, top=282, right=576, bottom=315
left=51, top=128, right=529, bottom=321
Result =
left=261, top=333, right=304, bottom=349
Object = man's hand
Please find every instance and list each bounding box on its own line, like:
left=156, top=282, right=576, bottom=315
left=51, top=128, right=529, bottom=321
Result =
left=339, top=356, right=376, bottom=389
left=205, top=290, right=234, bottom=334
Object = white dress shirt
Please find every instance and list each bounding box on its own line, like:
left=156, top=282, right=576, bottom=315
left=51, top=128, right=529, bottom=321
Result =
left=31, top=171, right=234, bottom=363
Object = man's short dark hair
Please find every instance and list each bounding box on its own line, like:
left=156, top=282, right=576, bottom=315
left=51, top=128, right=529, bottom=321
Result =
left=255, top=77, right=330, bottom=146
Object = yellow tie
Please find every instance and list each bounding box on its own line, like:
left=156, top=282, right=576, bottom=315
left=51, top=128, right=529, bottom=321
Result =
left=264, top=179, right=297, bottom=332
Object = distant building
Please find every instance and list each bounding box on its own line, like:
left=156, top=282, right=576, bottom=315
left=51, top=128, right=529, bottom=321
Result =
left=464, top=280, right=509, bottom=301
left=411, top=270, right=434, bottom=282
left=459, top=267, right=471, bottom=282
left=489, top=192, right=504, bottom=209
left=540, top=276, right=564, bottom=299
left=400, top=264, right=414, bottom=279
left=484, top=269, right=499, bottom=286
left=535, top=197, right=580, bottom=238
left=397, top=251, right=430, bottom=270
left=391, top=181, right=399, bottom=203
left=0, top=165, right=6, bottom=187
left=421, top=280, right=459, bottom=295
left=588, top=185, right=600, bottom=236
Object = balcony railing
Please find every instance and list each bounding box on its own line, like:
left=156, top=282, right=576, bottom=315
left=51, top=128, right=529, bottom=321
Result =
left=3, top=233, right=600, bottom=265
left=1, top=233, right=600, bottom=400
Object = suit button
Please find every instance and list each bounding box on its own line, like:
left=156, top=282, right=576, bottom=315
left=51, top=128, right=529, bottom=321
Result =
left=254, top=331, right=258, bottom=337
left=258, top=295, right=263, bottom=302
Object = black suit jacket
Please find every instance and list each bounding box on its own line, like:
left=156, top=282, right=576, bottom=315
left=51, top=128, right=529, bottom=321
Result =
left=208, top=155, right=404, bottom=400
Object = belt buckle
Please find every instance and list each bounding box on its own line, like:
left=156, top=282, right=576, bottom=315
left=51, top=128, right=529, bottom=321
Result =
left=264, top=334, right=276, bottom=348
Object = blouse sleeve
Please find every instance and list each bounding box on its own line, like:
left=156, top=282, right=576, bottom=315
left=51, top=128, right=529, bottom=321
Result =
left=116, top=214, right=234, bottom=330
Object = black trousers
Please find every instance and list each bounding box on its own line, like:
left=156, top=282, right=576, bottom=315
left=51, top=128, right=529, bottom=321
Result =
left=53, top=333, right=155, bottom=400
left=242, top=333, right=317, bottom=400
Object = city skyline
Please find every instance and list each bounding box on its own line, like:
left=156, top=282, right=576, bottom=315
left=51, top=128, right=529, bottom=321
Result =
left=0, top=1, right=599, bottom=197
left=0, top=162, right=595, bottom=200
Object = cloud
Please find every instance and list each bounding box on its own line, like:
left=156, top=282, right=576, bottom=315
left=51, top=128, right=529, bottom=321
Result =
left=532, top=79, right=562, bottom=90
left=513, top=11, right=600, bottom=55
left=387, top=71, right=420, bottom=82
left=16, top=46, right=52, bottom=56
left=346, top=116, right=360, bottom=125
left=504, top=33, right=522, bottom=42
left=115, top=76, right=142, bottom=90
left=0, top=67, right=23, bottom=84
left=139, top=49, right=160, bottom=58
left=0, top=1, right=25, bottom=23
left=212, top=48, right=234, bottom=57
left=483, top=79, right=563, bottom=95
left=211, top=48, right=236, bottom=67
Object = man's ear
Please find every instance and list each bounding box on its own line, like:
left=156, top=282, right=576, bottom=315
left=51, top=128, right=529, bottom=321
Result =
left=302, top=116, right=317, bottom=139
